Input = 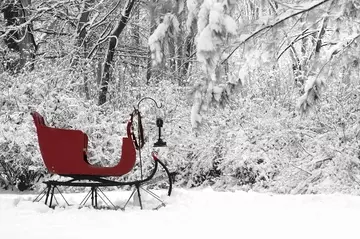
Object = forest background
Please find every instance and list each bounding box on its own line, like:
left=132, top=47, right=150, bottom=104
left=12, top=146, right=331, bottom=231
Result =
left=0, top=0, right=359, bottom=195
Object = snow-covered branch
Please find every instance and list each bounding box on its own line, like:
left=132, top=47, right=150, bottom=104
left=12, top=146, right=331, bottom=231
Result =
left=189, top=0, right=237, bottom=128
left=148, top=13, right=180, bottom=66
left=222, top=0, right=332, bottom=64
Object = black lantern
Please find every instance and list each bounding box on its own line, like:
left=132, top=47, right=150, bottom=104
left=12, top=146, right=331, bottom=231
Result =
left=154, top=117, right=166, bottom=147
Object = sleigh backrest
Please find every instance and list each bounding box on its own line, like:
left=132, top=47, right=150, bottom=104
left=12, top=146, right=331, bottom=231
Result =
left=31, top=112, right=88, bottom=175
left=32, top=111, right=45, bottom=128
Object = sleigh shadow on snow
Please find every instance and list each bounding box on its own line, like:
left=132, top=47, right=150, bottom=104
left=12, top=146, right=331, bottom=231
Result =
left=31, top=98, right=172, bottom=210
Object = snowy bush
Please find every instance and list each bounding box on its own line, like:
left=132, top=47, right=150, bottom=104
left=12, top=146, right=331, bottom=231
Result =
left=1, top=58, right=360, bottom=195
left=160, top=62, right=360, bottom=194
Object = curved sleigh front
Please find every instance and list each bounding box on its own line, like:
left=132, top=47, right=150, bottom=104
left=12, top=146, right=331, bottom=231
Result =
left=31, top=112, right=136, bottom=177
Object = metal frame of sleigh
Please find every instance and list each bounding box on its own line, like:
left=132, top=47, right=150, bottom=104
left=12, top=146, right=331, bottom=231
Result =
left=32, top=98, right=172, bottom=210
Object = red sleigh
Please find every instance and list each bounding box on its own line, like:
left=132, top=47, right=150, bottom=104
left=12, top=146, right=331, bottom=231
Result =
left=32, top=100, right=172, bottom=210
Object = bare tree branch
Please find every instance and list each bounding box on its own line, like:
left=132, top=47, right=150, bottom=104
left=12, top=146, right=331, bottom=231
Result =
left=222, top=0, right=332, bottom=64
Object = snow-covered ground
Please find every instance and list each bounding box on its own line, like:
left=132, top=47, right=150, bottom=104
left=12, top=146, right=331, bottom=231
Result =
left=1, top=188, right=360, bottom=239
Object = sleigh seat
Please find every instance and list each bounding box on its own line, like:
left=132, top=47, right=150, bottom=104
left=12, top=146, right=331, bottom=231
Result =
left=31, top=112, right=136, bottom=177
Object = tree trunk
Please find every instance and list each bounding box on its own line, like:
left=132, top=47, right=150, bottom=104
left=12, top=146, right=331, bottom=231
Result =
left=98, top=0, right=136, bottom=106
left=73, top=0, right=95, bottom=100
left=182, top=32, right=194, bottom=80
left=176, top=34, right=182, bottom=85
left=146, top=1, right=156, bottom=84
left=308, top=0, right=337, bottom=75
left=168, top=36, right=176, bottom=74
left=19, top=0, right=36, bottom=71
left=131, top=5, right=140, bottom=76
left=96, top=60, right=102, bottom=85
left=2, top=0, right=36, bottom=72
left=72, top=0, right=94, bottom=66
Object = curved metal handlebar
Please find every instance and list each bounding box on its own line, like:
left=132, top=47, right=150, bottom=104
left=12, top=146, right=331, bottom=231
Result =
left=136, top=97, right=163, bottom=110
